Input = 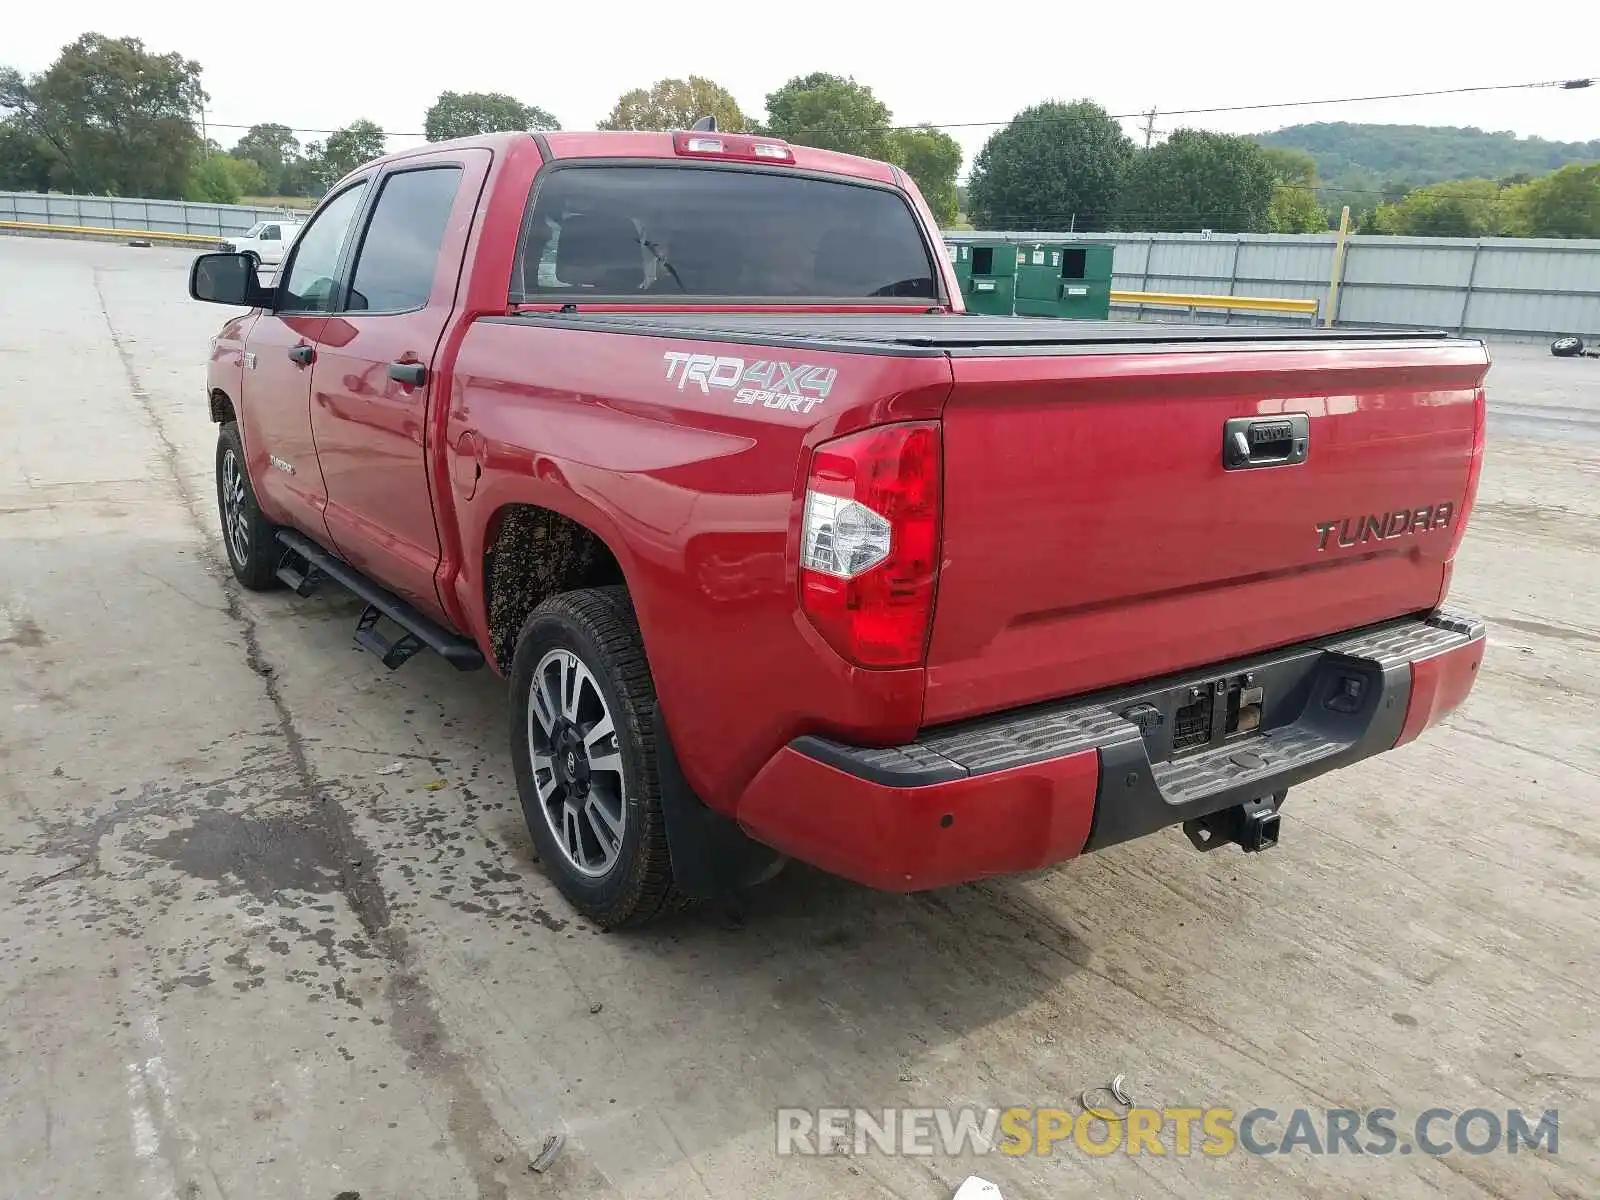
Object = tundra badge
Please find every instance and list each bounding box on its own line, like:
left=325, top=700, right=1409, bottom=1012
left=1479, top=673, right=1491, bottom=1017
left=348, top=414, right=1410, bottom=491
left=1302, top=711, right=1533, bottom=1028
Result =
left=1315, top=502, right=1455, bottom=550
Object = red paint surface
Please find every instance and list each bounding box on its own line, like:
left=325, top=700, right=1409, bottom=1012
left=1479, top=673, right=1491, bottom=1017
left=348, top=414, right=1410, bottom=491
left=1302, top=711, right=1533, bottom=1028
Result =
left=735, top=745, right=1101, bottom=891
left=449, top=320, right=952, bottom=810
left=925, top=345, right=1490, bottom=722
left=1395, top=634, right=1486, bottom=747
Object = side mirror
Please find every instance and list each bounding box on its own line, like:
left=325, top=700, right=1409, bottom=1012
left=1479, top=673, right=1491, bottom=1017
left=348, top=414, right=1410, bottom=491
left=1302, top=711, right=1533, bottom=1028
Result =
left=189, top=252, right=271, bottom=307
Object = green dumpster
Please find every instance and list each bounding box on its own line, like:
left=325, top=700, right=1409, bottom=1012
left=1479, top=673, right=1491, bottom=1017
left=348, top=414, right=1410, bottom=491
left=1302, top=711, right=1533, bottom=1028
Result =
left=948, top=241, right=1019, bottom=316
left=1013, top=243, right=1114, bottom=319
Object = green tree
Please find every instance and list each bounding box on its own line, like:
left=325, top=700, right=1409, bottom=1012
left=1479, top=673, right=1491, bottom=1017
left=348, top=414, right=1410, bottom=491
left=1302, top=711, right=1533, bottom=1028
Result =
left=968, top=101, right=1132, bottom=231
left=1260, top=146, right=1329, bottom=232
left=0, top=115, right=54, bottom=190
left=1369, top=179, right=1507, bottom=236
left=1268, top=185, right=1329, bottom=233
left=892, top=125, right=962, bottom=224
left=423, top=91, right=559, bottom=141
left=1511, top=163, right=1600, bottom=238
left=1, top=34, right=205, bottom=197
left=598, top=76, right=748, bottom=132
left=1120, top=129, right=1277, bottom=232
left=187, top=152, right=242, bottom=203
left=763, top=73, right=893, bottom=160
left=229, top=122, right=301, bottom=194
left=305, top=119, right=387, bottom=189
left=223, top=155, right=266, bottom=197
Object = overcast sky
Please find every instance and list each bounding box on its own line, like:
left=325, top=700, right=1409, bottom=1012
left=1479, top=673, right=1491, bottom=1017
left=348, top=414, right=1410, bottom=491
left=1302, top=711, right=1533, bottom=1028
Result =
left=9, top=1, right=1597, bottom=171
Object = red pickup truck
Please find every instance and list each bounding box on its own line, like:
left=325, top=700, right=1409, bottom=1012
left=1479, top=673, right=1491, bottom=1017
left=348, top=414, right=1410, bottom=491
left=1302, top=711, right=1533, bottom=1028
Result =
left=189, top=129, right=1488, bottom=927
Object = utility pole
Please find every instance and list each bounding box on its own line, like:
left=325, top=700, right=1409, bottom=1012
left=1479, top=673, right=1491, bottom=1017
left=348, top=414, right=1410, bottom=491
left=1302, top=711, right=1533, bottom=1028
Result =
left=1140, top=106, right=1158, bottom=149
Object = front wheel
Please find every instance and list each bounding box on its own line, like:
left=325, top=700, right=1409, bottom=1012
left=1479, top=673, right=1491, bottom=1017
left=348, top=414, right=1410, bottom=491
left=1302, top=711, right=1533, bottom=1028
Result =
left=508, top=587, right=683, bottom=928
left=215, top=423, right=281, bottom=590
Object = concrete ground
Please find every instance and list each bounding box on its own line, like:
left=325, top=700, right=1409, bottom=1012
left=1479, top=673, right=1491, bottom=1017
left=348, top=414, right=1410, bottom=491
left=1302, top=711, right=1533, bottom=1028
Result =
left=1, top=235, right=1594, bottom=1200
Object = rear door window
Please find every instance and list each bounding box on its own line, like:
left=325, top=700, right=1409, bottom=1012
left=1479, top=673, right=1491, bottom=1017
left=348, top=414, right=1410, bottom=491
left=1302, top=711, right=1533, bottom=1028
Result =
left=511, top=166, right=937, bottom=301
left=346, top=166, right=464, bottom=313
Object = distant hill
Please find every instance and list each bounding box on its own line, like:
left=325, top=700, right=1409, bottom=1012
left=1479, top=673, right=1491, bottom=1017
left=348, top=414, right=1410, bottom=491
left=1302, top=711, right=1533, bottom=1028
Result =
left=1255, top=122, right=1600, bottom=213
left=1258, top=122, right=1600, bottom=182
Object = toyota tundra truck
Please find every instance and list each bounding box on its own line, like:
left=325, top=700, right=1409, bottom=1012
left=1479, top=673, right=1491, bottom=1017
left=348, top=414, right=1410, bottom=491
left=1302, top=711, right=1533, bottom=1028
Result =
left=188, top=129, right=1488, bottom=927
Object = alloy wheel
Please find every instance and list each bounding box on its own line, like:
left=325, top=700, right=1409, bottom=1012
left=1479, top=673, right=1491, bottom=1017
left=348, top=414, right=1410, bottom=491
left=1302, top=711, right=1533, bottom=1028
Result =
left=526, top=648, right=628, bottom=877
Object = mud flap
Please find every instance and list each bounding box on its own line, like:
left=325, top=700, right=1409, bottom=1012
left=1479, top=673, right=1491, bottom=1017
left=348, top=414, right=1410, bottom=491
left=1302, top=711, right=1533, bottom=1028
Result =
left=654, top=708, right=786, bottom=900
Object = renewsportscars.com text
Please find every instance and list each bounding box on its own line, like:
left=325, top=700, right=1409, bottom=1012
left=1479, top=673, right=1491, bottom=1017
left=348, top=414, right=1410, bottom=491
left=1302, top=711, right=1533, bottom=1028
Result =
left=775, top=1106, right=1559, bottom=1158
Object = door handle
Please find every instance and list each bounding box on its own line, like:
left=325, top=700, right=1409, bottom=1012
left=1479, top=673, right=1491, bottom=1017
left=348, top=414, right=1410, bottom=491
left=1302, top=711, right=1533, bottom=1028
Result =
left=387, top=361, right=427, bottom=388
left=288, top=344, right=315, bottom=366
left=1222, top=414, right=1310, bottom=470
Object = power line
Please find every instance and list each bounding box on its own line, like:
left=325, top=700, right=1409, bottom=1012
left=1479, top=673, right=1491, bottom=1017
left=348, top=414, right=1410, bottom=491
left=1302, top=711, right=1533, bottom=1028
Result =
left=794, top=75, right=1599, bottom=135
left=205, top=119, right=424, bottom=137
left=1109, top=77, right=1594, bottom=123
left=202, top=74, right=1597, bottom=143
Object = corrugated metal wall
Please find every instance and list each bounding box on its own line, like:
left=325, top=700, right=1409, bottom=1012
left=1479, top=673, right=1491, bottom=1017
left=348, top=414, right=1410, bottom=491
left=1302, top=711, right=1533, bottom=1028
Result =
left=0, top=190, right=303, bottom=238
left=946, top=230, right=1600, bottom=338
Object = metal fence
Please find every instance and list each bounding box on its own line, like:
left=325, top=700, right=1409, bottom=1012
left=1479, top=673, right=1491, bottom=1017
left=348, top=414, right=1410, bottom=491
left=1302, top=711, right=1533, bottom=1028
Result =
left=4, top=189, right=1597, bottom=338
left=0, top=190, right=304, bottom=239
left=943, top=230, right=1600, bottom=339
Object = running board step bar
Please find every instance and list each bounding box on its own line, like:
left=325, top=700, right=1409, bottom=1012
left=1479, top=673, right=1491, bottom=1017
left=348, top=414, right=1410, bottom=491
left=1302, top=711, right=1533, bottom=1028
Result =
left=273, top=529, right=485, bottom=672
left=355, top=605, right=426, bottom=670
left=274, top=555, right=322, bottom=597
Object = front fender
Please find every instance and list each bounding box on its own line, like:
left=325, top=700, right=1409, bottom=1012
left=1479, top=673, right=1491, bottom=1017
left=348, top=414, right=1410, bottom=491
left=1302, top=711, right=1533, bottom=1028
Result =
left=206, top=312, right=256, bottom=423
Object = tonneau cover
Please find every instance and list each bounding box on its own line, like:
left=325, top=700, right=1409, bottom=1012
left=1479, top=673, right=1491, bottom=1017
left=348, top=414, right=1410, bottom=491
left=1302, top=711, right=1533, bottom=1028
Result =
left=502, top=311, right=1457, bottom=356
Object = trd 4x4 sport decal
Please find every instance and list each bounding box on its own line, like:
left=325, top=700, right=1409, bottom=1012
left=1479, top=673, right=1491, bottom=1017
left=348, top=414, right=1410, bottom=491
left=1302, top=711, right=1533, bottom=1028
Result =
left=662, top=351, right=837, bottom=414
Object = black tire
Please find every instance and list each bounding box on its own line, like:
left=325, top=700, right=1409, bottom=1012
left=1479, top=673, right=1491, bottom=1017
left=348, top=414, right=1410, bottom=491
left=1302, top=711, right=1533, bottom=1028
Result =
left=508, top=586, right=684, bottom=928
left=1551, top=335, right=1584, bottom=357
left=242, top=251, right=261, bottom=271
left=215, top=422, right=281, bottom=590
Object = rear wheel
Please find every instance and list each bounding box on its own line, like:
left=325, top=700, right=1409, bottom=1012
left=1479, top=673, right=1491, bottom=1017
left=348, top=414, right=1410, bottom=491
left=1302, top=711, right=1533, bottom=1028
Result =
left=508, top=587, right=682, bottom=928
left=215, top=423, right=280, bottom=590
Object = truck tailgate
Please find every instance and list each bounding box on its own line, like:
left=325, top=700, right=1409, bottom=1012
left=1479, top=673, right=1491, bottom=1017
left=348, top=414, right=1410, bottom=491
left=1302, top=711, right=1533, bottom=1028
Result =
left=924, top=340, right=1488, bottom=723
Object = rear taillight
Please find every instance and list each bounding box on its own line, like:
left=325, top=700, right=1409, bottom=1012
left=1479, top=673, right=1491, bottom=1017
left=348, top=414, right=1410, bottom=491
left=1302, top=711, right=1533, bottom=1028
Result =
left=799, top=422, right=941, bottom=668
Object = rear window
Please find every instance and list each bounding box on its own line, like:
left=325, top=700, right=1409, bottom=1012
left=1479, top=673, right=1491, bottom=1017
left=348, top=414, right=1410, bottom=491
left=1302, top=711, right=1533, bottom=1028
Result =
left=511, top=165, right=937, bottom=302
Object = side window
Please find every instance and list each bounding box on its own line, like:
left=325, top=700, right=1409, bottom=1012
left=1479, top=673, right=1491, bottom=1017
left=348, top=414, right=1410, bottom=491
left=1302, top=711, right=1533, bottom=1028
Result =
left=345, top=167, right=463, bottom=313
left=278, top=183, right=369, bottom=313
left=260, top=225, right=280, bottom=242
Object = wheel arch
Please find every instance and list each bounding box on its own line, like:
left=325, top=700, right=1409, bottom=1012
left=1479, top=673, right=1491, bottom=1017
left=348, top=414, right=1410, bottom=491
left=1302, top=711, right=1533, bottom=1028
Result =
left=209, top=388, right=236, bottom=425
left=481, top=501, right=630, bottom=673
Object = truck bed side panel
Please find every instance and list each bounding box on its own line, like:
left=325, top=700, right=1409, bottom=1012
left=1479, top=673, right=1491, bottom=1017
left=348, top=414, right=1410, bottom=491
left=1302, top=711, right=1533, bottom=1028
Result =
left=447, top=320, right=953, bottom=810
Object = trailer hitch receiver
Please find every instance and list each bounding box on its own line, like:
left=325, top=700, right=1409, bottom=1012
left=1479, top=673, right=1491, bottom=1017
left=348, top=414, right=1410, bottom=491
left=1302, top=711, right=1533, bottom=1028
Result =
left=1184, top=792, right=1284, bottom=853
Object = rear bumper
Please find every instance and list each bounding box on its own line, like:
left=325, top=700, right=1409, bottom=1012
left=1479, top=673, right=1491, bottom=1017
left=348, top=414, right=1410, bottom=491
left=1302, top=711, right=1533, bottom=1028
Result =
left=735, top=610, right=1485, bottom=891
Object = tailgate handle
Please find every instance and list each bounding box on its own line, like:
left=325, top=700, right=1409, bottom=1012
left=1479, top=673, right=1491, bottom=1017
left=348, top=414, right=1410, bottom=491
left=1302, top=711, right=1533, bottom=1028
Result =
left=1223, top=414, right=1309, bottom=470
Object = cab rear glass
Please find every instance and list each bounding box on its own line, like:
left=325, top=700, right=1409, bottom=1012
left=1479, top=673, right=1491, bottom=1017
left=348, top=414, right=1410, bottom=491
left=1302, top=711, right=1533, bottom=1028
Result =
left=510, top=165, right=938, bottom=303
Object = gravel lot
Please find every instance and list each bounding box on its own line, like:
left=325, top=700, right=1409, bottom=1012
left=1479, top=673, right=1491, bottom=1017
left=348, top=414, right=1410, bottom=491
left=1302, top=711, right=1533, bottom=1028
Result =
left=2, top=235, right=1596, bottom=1200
